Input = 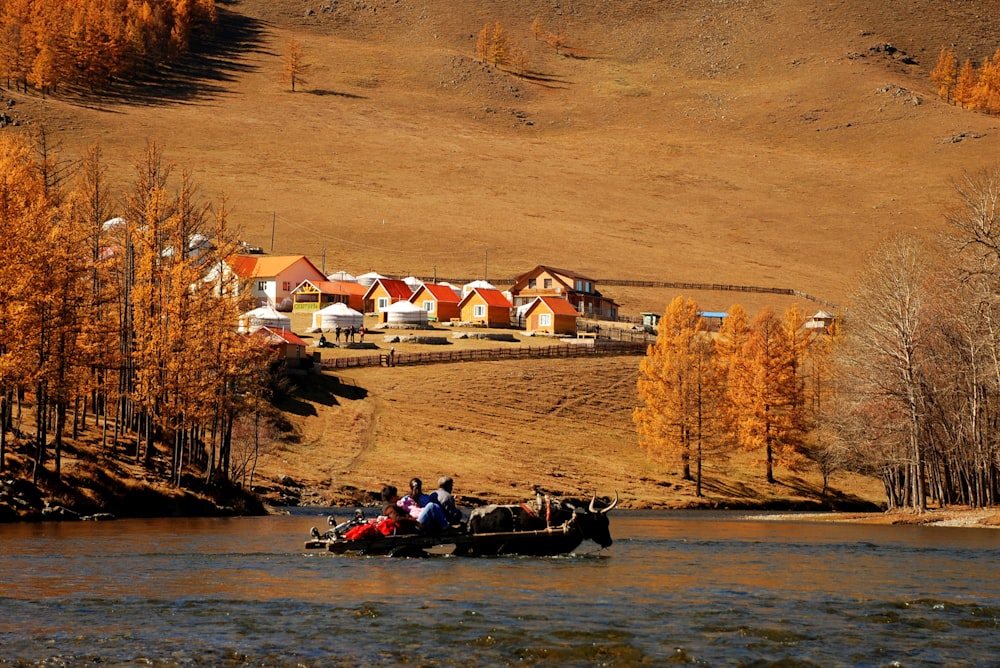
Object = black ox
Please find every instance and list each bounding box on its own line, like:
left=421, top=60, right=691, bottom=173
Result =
left=467, top=492, right=619, bottom=548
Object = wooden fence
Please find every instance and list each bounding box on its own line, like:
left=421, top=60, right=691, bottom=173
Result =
left=321, top=341, right=648, bottom=370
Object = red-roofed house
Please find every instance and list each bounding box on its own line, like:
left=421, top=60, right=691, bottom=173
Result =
left=251, top=326, right=314, bottom=370
left=363, top=278, right=413, bottom=317
left=409, top=283, right=462, bottom=322
left=292, top=279, right=366, bottom=313
left=523, top=296, right=581, bottom=335
left=508, top=265, right=618, bottom=320
left=458, top=288, right=513, bottom=327
left=228, top=255, right=326, bottom=311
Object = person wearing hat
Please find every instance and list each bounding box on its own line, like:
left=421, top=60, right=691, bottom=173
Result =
left=430, top=476, right=464, bottom=526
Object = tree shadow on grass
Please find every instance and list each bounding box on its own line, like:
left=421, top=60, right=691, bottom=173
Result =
left=61, top=7, right=269, bottom=107
left=278, top=372, right=368, bottom=417
left=308, top=89, right=367, bottom=99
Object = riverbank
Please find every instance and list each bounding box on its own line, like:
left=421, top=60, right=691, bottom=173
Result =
left=748, top=508, right=1000, bottom=529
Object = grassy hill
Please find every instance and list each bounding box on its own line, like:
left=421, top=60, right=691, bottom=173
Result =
left=5, top=0, right=999, bottom=511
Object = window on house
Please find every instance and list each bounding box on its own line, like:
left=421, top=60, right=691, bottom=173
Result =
left=528, top=278, right=537, bottom=289
left=282, top=281, right=292, bottom=292
left=543, top=278, right=553, bottom=289
left=377, top=297, right=389, bottom=310
left=423, top=300, right=435, bottom=313
left=539, top=313, right=552, bottom=327
left=473, top=304, right=486, bottom=318
left=257, top=280, right=267, bottom=292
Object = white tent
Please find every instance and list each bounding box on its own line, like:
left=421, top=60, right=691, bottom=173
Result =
left=403, top=276, right=423, bottom=289
left=312, top=302, right=364, bottom=331
left=327, top=270, right=357, bottom=283
left=102, top=217, right=126, bottom=231
left=437, top=281, right=462, bottom=296
left=382, top=300, right=428, bottom=326
left=238, top=305, right=291, bottom=333
left=356, top=271, right=386, bottom=287
left=462, top=279, right=496, bottom=296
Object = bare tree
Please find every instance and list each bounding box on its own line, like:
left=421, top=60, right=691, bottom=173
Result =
left=839, top=236, right=937, bottom=511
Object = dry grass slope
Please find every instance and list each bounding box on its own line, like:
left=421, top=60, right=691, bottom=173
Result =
left=5, top=0, right=999, bottom=509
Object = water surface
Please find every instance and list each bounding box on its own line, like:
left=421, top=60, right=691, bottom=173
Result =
left=2, top=510, right=999, bottom=666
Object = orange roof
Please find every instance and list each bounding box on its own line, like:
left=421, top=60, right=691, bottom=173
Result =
left=229, top=255, right=323, bottom=279
left=459, top=287, right=513, bottom=309
left=411, top=283, right=462, bottom=304
left=526, top=295, right=581, bottom=317
left=296, top=280, right=367, bottom=296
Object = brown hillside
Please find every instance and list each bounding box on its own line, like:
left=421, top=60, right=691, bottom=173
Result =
left=9, top=0, right=999, bottom=309
left=4, top=0, right=998, bottom=508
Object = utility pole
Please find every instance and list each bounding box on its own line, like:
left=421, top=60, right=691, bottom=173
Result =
left=484, top=246, right=488, bottom=282
left=270, top=212, right=276, bottom=252
left=321, top=245, right=326, bottom=274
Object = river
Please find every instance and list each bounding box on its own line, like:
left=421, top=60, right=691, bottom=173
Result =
left=2, top=509, right=999, bottom=666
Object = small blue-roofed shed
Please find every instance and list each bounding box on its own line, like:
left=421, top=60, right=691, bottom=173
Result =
left=698, top=311, right=727, bottom=331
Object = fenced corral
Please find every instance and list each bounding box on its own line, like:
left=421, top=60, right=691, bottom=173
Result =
left=321, top=340, right=648, bottom=370
left=597, top=280, right=838, bottom=309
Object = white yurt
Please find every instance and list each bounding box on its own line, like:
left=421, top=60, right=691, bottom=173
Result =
left=238, top=305, right=292, bottom=333
left=356, top=271, right=386, bottom=287
left=312, top=302, right=364, bottom=331
left=437, top=281, right=462, bottom=296
left=327, top=270, right=357, bottom=283
left=462, top=279, right=496, bottom=296
left=403, top=276, right=423, bottom=290
left=382, top=300, right=428, bottom=326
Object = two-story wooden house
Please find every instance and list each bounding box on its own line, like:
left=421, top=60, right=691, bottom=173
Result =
left=507, top=265, right=618, bottom=320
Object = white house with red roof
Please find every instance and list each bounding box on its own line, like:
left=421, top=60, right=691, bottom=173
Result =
left=228, top=255, right=326, bottom=311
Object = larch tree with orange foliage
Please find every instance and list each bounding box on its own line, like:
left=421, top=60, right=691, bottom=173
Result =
left=530, top=17, right=544, bottom=41
left=635, top=297, right=721, bottom=495
left=971, top=51, right=1000, bottom=113
left=930, top=47, right=958, bottom=102
left=0, top=0, right=218, bottom=96
left=281, top=37, right=309, bottom=92
left=714, top=304, right=750, bottom=451
left=0, top=134, right=51, bottom=474
left=726, top=306, right=811, bottom=484
left=476, top=22, right=513, bottom=69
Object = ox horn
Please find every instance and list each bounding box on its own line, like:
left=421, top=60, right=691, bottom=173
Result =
left=589, top=491, right=619, bottom=514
